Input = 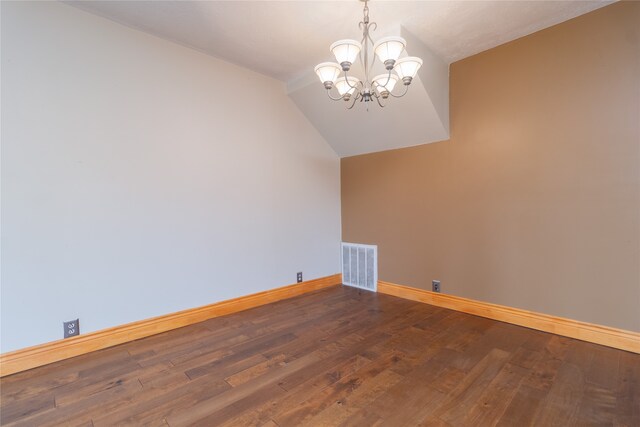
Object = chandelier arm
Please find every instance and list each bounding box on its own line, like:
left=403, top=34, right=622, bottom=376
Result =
left=343, top=69, right=363, bottom=91
left=372, top=81, right=385, bottom=95
left=374, top=69, right=394, bottom=90
left=346, top=93, right=360, bottom=110
left=375, top=95, right=385, bottom=108
left=389, top=84, right=410, bottom=98
left=326, top=89, right=345, bottom=101
left=371, top=69, right=395, bottom=97
left=359, top=29, right=367, bottom=70
left=367, top=23, right=377, bottom=73
left=363, top=31, right=370, bottom=84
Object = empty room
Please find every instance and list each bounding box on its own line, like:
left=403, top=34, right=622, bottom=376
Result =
left=1, top=0, right=638, bottom=425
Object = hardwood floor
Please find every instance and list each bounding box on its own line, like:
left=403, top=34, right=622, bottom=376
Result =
left=1, top=286, right=638, bottom=426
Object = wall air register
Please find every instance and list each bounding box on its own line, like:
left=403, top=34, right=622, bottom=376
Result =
left=341, top=242, right=377, bottom=292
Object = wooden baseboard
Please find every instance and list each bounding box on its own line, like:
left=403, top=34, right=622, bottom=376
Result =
left=377, top=280, right=640, bottom=354
left=0, top=274, right=342, bottom=377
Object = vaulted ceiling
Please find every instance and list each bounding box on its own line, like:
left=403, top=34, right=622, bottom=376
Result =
left=66, top=1, right=612, bottom=156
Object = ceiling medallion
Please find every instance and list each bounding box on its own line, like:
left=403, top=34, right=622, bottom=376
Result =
left=314, top=0, right=423, bottom=109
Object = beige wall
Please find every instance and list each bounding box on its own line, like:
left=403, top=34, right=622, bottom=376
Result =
left=341, top=1, right=640, bottom=331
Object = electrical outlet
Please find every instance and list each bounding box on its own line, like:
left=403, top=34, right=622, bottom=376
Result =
left=432, top=280, right=441, bottom=293
left=64, top=319, right=79, bottom=338
left=297, top=272, right=303, bottom=283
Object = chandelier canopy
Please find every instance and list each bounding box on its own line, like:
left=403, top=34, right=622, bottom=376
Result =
left=314, top=0, right=423, bottom=109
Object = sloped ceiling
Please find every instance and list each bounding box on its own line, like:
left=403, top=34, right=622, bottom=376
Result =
left=65, top=0, right=613, bottom=156
left=287, top=26, right=450, bottom=157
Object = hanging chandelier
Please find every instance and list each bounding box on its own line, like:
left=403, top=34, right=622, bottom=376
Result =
left=314, top=0, right=423, bottom=109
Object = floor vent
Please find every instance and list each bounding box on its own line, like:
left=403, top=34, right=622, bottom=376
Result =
left=341, top=242, right=377, bottom=292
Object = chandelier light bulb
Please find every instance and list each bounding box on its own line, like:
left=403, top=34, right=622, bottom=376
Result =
left=394, top=57, right=423, bottom=83
left=373, top=36, right=407, bottom=69
left=335, top=77, right=360, bottom=97
left=330, top=39, right=362, bottom=71
left=372, top=74, right=399, bottom=97
left=314, top=62, right=342, bottom=88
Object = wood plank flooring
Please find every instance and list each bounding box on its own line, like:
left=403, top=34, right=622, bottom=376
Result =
left=1, top=286, right=638, bottom=426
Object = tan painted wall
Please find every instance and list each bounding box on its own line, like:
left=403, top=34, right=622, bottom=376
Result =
left=341, top=1, right=640, bottom=331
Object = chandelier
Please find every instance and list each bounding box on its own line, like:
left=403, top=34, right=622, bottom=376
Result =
left=314, top=0, right=423, bottom=109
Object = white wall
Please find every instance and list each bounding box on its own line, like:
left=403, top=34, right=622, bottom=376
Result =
left=0, top=1, right=341, bottom=353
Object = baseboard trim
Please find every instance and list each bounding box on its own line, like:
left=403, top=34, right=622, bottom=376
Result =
left=0, top=274, right=342, bottom=377
left=377, top=281, right=640, bottom=354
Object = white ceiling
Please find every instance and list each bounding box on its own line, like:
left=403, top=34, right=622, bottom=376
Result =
left=66, top=1, right=612, bottom=83
left=64, top=0, right=613, bottom=157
